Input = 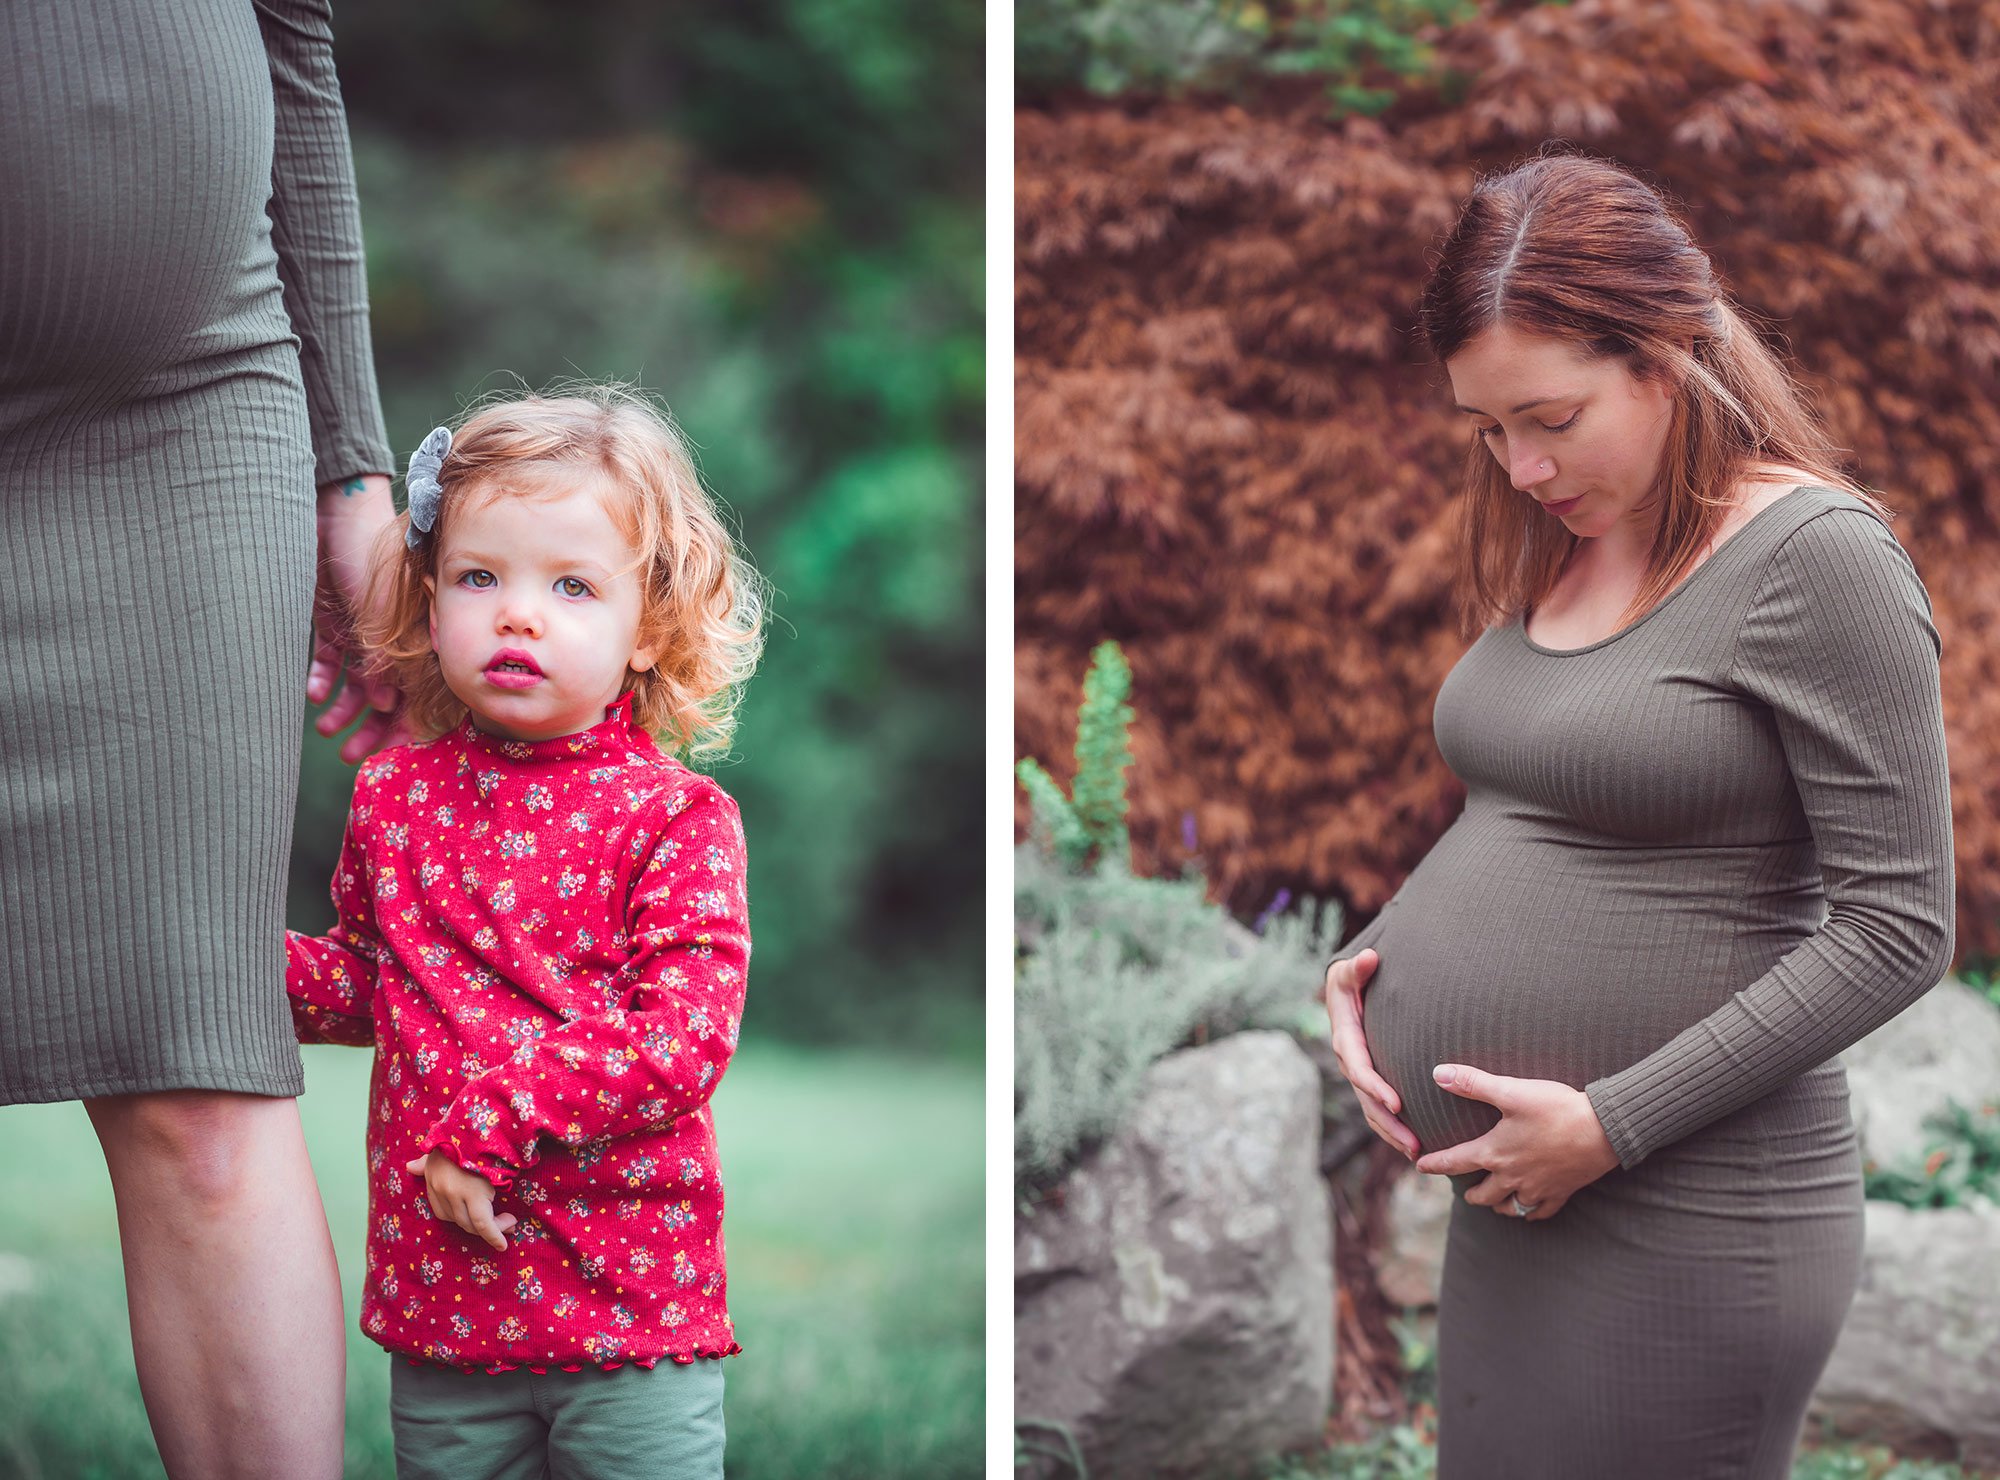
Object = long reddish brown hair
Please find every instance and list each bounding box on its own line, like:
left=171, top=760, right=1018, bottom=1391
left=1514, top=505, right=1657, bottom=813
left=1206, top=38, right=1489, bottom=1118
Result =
left=1415, top=147, right=1890, bottom=638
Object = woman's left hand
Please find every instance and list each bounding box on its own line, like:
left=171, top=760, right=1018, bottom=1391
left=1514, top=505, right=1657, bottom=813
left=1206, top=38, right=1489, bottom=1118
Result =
left=1411, top=1064, right=1623, bottom=1222
left=310, top=472, right=408, bottom=762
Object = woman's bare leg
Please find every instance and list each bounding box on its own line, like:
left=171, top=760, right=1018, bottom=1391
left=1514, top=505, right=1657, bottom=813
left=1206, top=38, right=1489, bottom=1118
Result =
left=85, top=1089, right=346, bottom=1480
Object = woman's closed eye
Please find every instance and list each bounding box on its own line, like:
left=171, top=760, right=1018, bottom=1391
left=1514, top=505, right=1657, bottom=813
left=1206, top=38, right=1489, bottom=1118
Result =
left=1479, top=411, right=1581, bottom=440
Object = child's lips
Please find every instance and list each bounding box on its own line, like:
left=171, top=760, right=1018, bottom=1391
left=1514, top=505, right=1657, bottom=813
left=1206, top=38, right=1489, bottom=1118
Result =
left=485, top=650, right=545, bottom=689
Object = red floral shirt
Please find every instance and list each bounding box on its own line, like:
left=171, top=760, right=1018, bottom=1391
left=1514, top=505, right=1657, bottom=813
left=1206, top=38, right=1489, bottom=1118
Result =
left=287, top=693, right=748, bottom=1373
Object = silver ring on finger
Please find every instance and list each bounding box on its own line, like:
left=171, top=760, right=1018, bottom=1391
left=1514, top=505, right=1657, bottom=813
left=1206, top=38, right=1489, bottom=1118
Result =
left=1508, top=1194, right=1539, bottom=1218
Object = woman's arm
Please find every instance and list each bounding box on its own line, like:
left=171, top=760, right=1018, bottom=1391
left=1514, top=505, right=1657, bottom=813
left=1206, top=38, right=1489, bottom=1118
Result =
left=254, top=0, right=392, bottom=487
left=257, top=0, right=404, bottom=758
left=1583, top=508, right=1956, bottom=1171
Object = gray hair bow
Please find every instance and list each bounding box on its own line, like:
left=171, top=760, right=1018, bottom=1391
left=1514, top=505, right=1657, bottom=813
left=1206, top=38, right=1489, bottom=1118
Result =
left=404, top=425, right=453, bottom=550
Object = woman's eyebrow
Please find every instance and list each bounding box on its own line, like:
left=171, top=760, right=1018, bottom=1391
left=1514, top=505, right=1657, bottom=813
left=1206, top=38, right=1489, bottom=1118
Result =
left=1452, top=394, right=1575, bottom=415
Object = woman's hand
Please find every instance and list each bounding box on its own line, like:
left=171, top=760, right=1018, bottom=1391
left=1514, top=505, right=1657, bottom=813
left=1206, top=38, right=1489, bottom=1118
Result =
left=406, top=1153, right=518, bottom=1251
left=1323, top=948, right=1421, bottom=1160
left=1412, top=1065, right=1622, bottom=1221
left=311, top=473, right=408, bottom=762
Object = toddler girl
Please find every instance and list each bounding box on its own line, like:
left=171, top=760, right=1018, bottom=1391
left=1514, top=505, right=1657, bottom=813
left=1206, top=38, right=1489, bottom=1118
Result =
left=287, top=385, right=764, bottom=1480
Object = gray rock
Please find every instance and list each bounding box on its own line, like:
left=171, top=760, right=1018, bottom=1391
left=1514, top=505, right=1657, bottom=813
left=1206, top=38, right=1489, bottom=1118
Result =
left=1842, top=976, right=2000, bottom=1174
left=1812, top=1201, right=2000, bottom=1466
left=1016, top=1031, right=1335, bottom=1480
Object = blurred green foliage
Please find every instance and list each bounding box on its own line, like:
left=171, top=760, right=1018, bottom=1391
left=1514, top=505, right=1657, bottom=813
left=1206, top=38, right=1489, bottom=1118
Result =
left=1861, top=1098, right=2000, bottom=1212
left=1954, top=955, right=2000, bottom=1014
left=1014, top=0, right=1475, bottom=112
left=292, top=0, right=983, bottom=1055
left=1012, top=648, right=1342, bottom=1193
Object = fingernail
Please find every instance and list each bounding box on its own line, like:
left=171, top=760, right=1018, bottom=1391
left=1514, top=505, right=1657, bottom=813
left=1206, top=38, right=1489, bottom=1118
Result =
left=1432, top=1065, right=1454, bottom=1086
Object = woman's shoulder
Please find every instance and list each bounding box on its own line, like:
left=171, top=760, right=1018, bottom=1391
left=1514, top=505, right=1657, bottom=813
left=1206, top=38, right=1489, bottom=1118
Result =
left=1758, top=485, right=1911, bottom=575
left=1733, top=483, right=1937, bottom=669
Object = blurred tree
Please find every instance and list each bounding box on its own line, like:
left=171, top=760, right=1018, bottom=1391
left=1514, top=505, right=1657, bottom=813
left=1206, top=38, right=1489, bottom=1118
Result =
left=291, top=0, right=984, bottom=1054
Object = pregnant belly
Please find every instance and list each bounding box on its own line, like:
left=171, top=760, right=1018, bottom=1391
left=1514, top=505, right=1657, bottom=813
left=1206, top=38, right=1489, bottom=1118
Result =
left=0, top=0, right=280, bottom=381
left=1359, top=880, right=1776, bottom=1158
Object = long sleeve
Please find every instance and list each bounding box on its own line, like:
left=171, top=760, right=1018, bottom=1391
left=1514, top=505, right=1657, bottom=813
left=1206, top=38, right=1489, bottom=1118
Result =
left=420, top=782, right=751, bottom=1189
left=254, top=0, right=393, bottom=484
left=285, top=809, right=382, bottom=1048
left=1584, top=509, right=1956, bottom=1170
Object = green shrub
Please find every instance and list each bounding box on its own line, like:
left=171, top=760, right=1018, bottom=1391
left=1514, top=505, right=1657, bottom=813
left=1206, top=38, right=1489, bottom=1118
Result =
left=1016, top=0, right=1264, bottom=98
left=1254, top=1424, right=1436, bottom=1480
left=1016, top=640, right=1134, bottom=873
left=1016, top=0, right=1479, bottom=115
left=1862, top=1098, right=2000, bottom=1211
left=1013, top=641, right=1342, bottom=1194
left=1955, top=956, right=2000, bottom=1015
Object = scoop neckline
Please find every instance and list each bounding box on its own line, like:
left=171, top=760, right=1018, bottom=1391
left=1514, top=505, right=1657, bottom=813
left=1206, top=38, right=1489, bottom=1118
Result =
left=1515, top=484, right=1826, bottom=657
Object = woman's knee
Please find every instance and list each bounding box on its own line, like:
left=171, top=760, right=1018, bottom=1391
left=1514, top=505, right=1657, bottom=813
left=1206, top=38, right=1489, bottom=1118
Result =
left=86, top=1089, right=300, bottom=1207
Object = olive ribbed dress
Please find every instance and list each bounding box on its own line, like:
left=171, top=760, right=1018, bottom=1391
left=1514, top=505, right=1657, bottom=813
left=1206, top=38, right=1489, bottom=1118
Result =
left=1328, top=486, right=1955, bottom=1479
left=0, top=0, right=392, bottom=1103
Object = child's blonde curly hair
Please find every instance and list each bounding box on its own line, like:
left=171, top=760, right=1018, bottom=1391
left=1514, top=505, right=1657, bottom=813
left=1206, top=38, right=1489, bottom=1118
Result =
left=361, top=383, right=766, bottom=761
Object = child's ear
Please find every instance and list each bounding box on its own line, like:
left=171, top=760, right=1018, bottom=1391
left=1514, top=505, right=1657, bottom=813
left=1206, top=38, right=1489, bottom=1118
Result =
left=628, top=642, right=658, bottom=675
left=422, top=574, right=438, bottom=651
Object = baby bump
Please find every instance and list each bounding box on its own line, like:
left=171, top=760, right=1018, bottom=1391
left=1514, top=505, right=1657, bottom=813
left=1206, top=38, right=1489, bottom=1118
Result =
left=0, top=0, right=281, bottom=381
left=1359, top=881, right=1766, bottom=1157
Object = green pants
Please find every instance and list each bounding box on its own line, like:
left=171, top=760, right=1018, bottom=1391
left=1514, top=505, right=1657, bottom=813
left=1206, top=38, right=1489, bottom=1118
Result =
left=388, top=1356, right=726, bottom=1480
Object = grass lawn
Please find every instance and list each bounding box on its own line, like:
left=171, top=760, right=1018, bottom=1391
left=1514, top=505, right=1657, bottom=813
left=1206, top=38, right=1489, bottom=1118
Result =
left=0, top=1038, right=982, bottom=1480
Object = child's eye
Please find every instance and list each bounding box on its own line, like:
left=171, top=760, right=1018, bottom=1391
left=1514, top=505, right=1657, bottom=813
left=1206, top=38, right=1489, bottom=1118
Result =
left=557, top=577, right=594, bottom=599
left=457, top=569, right=496, bottom=589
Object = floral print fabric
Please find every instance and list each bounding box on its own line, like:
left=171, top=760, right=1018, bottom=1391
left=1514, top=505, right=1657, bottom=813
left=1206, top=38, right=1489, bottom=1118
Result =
left=287, top=692, right=748, bottom=1373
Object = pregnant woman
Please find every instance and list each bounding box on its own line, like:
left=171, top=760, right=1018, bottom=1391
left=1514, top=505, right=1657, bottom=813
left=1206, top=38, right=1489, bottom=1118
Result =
left=1321, top=151, right=1955, bottom=1478
left=0, top=2, right=394, bottom=1474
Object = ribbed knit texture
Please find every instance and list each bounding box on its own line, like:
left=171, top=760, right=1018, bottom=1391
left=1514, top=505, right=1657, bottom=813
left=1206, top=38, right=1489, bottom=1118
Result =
left=1328, top=485, right=1955, bottom=1477
left=0, top=0, right=394, bottom=1104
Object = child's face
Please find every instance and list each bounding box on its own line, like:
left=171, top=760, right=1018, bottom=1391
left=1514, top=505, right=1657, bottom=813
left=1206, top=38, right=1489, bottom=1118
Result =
left=423, top=469, right=656, bottom=742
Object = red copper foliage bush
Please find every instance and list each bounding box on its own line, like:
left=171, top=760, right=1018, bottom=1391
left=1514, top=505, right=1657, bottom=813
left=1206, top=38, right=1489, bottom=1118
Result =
left=1016, top=0, right=2000, bottom=955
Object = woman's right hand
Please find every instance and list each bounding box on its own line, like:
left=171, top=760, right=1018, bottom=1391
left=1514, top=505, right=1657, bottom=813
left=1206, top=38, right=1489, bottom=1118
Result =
left=1324, top=948, right=1421, bottom=1160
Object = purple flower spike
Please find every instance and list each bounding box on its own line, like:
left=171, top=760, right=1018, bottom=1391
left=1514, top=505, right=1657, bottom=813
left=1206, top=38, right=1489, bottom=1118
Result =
left=1252, top=887, right=1293, bottom=936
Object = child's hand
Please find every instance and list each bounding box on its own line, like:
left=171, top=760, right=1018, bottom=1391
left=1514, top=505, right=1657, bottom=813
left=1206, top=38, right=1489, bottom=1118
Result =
left=406, top=1153, right=518, bottom=1251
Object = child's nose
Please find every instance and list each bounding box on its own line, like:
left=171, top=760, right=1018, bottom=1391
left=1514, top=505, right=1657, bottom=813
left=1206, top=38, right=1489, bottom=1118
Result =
left=496, top=598, right=544, bottom=638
